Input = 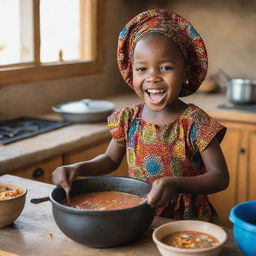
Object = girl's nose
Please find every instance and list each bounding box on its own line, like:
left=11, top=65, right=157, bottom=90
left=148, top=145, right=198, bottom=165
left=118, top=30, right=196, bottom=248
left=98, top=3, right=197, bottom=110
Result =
left=146, top=69, right=161, bottom=83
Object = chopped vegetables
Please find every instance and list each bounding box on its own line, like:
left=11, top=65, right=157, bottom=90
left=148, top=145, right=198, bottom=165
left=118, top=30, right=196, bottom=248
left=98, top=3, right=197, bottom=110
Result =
left=0, top=185, right=21, bottom=200
left=161, top=230, right=220, bottom=249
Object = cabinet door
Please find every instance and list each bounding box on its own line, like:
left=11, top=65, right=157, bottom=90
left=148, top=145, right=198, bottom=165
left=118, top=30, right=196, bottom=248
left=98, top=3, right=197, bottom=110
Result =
left=209, top=123, right=241, bottom=226
left=249, top=130, right=256, bottom=201
left=63, top=140, right=128, bottom=177
left=11, top=155, right=63, bottom=184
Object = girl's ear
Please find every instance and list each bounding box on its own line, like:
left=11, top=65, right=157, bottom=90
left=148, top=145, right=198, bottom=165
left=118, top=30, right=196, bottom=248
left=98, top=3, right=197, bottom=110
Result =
left=179, top=65, right=191, bottom=97
left=183, top=65, right=191, bottom=85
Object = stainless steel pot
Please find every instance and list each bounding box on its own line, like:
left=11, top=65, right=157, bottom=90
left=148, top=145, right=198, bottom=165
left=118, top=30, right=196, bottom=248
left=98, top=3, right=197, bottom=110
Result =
left=227, top=79, right=256, bottom=104
left=217, top=69, right=256, bottom=105
left=52, top=99, right=115, bottom=123
left=49, top=176, right=155, bottom=248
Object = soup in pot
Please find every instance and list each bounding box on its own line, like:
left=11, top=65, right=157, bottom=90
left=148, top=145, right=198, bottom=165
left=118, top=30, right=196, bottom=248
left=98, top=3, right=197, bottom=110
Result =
left=161, top=230, right=220, bottom=249
left=66, top=191, right=144, bottom=210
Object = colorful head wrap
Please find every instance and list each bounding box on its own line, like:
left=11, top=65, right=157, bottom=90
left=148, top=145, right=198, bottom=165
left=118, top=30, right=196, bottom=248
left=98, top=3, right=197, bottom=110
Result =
left=117, top=9, right=208, bottom=97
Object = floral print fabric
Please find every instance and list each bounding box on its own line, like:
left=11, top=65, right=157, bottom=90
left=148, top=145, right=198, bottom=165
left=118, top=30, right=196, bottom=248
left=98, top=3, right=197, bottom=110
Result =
left=108, top=104, right=226, bottom=223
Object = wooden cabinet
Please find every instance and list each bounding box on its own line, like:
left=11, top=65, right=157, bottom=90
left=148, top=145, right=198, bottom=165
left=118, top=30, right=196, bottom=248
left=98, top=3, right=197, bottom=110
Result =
left=11, top=155, right=62, bottom=184
left=63, top=139, right=128, bottom=177
left=209, top=121, right=256, bottom=226
left=248, top=130, right=256, bottom=201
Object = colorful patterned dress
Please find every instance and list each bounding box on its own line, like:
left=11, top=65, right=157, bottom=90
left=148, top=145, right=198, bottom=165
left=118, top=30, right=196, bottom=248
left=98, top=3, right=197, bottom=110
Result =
left=107, top=103, right=226, bottom=223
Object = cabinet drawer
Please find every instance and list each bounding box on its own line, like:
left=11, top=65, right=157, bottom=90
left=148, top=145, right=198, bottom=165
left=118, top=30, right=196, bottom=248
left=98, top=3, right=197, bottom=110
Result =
left=11, top=155, right=62, bottom=184
left=63, top=140, right=128, bottom=177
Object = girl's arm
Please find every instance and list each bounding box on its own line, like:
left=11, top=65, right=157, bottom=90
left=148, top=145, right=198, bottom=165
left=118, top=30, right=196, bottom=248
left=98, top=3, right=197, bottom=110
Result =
left=147, top=136, right=230, bottom=207
left=52, top=139, right=126, bottom=191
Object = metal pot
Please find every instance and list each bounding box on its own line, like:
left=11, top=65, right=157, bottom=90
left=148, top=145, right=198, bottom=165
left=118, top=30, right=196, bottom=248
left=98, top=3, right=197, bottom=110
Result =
left=49, top=176, right=155, bottom=248
left=227, top=79, right=256, bottom=105
left=218, top=69, right=256, bottom=105
left=52, top=99, right=115, bottom=123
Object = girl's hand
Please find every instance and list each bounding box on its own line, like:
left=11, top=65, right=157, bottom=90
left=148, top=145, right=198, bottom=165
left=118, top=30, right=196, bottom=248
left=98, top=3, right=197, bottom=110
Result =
left=147, top=177, right=178, bottom=208
left=52, top=164, right=79, bottom=191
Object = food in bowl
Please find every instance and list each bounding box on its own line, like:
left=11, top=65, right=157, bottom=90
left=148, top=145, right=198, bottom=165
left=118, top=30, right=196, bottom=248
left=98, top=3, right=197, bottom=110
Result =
left=161, top=230, right=219, bottom=249
left=153, top=220, right=227, bottom=256
left=66, top=191, right=144, bottom=210
left=161, top=230, right=220, bottom=249
left=0, top=185, right=22, bottom=200
left=0, top=183, right=27, bottom=228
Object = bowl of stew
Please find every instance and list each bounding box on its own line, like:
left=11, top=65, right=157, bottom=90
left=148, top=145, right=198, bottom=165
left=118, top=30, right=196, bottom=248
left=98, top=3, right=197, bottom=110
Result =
left=152, top=220, right=227, bottom=256
left=0, top=183, right=27, bottom=228
left=49, top=176, right=155, bottom=248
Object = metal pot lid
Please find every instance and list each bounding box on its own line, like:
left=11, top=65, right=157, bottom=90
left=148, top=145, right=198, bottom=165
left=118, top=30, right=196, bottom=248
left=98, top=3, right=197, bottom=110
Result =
left=53, top=99, right=115, bottom=114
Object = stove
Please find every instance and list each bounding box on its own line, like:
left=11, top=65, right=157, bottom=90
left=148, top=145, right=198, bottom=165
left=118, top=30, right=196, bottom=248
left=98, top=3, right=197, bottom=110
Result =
left=218, top=103, right=256, bottom=113
left=0, top=117, right=71, bottom=145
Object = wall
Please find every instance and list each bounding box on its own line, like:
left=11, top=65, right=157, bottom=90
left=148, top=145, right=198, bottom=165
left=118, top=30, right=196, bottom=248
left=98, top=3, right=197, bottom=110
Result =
left=0, top=0, right=255, bottom=120
left=146, top=0, right=256, bottom=78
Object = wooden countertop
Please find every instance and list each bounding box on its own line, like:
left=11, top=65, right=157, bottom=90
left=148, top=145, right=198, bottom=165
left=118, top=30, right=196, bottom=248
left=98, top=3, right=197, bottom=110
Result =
left=0, top=92, right=256, bottom=173
left=0, top=175, right=242, bottom=256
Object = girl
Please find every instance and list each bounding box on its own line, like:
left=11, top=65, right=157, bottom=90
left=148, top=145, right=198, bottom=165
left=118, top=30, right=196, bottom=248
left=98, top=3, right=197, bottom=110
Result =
left=52, top=9, right=229, bottom=223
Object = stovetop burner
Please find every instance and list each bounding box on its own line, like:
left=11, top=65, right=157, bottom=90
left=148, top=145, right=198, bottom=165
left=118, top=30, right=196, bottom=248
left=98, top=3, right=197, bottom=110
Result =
left=218, top=103, right=256, bottom=113
left=0, top=117, right=71, bottom=145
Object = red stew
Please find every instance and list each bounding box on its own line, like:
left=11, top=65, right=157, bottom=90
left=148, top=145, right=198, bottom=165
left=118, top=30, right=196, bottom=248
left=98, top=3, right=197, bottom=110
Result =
left=161, top=230, right=220, bottom=249
left=68, top=191, right=144, bottom=210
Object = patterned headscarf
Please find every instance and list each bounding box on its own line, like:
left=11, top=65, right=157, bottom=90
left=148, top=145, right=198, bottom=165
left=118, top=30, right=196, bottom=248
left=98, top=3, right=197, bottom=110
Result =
left=117, top=9, right=208, bottom=97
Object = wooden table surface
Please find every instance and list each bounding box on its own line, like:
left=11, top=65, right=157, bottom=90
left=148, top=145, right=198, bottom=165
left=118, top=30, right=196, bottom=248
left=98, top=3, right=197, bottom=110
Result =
left=0, top=175, right=242, bottom=256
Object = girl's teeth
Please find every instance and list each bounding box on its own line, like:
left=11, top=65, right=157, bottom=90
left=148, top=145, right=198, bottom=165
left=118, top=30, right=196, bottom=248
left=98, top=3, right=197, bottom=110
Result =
left=147, top=89, right=164, bottom=93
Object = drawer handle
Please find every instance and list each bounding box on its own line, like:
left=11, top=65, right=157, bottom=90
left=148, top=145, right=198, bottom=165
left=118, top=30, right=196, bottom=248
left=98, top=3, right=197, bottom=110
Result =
left=32, top=168, right=45, bottom=178
left=240, top=148, right=246, bottom=154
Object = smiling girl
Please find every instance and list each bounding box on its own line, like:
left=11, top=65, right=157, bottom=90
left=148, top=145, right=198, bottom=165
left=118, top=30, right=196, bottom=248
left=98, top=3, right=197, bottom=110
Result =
left=52, top=9, right=229, bottom=223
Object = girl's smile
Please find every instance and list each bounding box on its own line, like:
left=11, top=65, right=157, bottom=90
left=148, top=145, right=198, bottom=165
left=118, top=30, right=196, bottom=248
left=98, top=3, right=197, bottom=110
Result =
left=132, top=33, right=188, bottom=113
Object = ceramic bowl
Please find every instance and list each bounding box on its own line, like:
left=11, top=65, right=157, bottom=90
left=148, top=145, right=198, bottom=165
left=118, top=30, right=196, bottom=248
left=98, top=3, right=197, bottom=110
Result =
left=152, top=220, right=227, bottom=256
left=0, top=183, right=27, bottom=228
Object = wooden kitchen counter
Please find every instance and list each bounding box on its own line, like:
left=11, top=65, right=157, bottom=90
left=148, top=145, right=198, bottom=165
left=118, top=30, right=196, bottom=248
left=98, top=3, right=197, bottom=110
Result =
left=0, top=175, right=242, bottom=256
left=0, top=92, right=255, bottom=173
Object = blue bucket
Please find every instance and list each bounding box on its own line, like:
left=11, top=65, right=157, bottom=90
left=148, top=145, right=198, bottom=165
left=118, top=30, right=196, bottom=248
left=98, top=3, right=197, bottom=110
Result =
left=229, top=201, right=256, bottom=256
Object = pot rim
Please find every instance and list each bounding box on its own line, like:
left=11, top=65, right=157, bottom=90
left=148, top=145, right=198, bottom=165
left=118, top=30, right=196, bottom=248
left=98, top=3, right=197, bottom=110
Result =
left=49, top=176, right=153, bottom=215
left=227, top=78, right=256, bottom=85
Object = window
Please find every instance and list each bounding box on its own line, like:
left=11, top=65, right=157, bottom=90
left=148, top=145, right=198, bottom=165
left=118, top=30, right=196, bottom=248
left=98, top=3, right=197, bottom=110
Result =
left=0, top=0, right=103, bottom=86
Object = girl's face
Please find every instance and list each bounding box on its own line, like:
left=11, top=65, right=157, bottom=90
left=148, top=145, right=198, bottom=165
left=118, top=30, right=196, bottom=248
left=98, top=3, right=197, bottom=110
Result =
left=132, top=34, right=187, bottom=112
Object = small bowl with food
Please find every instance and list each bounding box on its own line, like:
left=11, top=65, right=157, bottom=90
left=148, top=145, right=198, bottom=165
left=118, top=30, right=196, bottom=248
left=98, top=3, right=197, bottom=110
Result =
left=0, top=183, right=27, bottom=228
left=49, top=176, right=155, bottom=248
left=152, top=220, right=227, bottom=256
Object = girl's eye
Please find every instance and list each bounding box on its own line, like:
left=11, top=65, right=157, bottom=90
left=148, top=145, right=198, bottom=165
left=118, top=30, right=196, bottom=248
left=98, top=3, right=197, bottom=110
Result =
left=135, top=67, right=147, bottom=72
left=160, top=66, right=173, bottom=71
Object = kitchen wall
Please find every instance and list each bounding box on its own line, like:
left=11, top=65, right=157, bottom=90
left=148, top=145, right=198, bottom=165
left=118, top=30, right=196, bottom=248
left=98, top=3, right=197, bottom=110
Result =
left=146, top=0, right=256, bottom=78
left=0, top=0, right=255, bottom=120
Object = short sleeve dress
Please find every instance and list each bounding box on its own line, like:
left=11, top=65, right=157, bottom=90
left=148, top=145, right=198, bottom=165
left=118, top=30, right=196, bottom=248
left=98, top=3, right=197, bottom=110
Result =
left=107, top=103, right=226, bottom=223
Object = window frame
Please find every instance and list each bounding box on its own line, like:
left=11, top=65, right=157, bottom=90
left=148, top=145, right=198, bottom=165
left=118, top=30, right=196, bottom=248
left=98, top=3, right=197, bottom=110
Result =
left=0, top=0, right=103, bottom=87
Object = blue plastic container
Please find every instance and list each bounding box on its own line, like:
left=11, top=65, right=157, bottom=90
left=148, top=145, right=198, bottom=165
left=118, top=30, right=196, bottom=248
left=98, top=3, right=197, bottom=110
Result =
left=229, top=201, right=256, bottom=256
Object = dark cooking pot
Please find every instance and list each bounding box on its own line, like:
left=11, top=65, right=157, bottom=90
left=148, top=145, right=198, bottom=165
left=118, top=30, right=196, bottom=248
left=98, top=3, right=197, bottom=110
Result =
left=49, top=176, right=155, bottom=248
